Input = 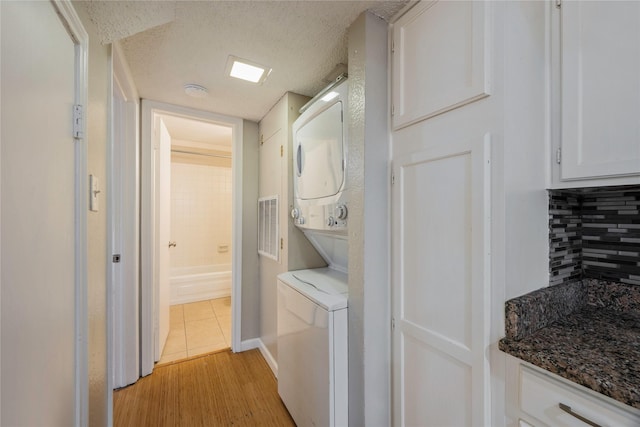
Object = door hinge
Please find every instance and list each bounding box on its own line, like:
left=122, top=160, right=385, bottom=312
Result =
left=280, top=238, right=284, bottom=250
left=73, top=104, right=83, bottom=139
left=391, top=39, right=395, bottom=54
left=391, top=173, right=395, bottom=185
left=391, top=104, right=395, bottom=116
left=280, top=145, right=284, bottom=157
left=260, top=134, right=264, bottom=145
left=112, top=254, right=121, bottom=263
left=555, top=0, right=561, bottom=8
left=556, top=147, right=562, bottom=164
left=391, top=317, right=395, bottom=330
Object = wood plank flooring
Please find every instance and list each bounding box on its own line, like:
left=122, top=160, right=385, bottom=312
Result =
left=113, top=349, right=295, bottom=426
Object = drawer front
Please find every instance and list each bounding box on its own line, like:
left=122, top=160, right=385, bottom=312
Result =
left=520, top=366, right=640, bottom=427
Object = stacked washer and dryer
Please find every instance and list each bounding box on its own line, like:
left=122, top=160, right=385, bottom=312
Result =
left=277, top=76, right=349, bottom=427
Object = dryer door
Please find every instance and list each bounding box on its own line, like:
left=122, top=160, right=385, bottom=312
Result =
left=294, top=101, right=344, bottom=200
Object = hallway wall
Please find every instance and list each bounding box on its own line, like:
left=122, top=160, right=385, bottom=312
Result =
left=74, top=3, right=109, bottom=425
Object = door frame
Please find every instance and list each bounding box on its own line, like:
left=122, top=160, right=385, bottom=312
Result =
left=140, top=100, right=243, bottom=376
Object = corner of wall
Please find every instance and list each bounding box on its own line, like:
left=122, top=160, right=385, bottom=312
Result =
left=347, top=10, right=391, bottom=427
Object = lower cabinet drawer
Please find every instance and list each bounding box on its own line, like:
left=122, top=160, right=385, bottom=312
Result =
left=520, top=366, right=640, bottom=427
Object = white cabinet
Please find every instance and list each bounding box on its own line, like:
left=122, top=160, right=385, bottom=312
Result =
left=518, top=365, right=640, bottom=427
left=553, top=1, right=640, bottom=185
left=391, top=0, right=490, bottom=130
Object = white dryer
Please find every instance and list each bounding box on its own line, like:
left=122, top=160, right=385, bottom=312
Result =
left=277, top=268, right=347, bottom=427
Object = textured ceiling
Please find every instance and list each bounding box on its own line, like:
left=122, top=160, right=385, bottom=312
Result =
left=78, top=1, right=408, bottom=122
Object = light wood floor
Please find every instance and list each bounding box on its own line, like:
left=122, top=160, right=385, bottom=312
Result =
left=114, top=349, right=295, bottom=426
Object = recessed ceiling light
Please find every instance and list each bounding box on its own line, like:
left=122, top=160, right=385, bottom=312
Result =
left=225, top=55, right=271, bottom=84
left=184, top=84, right=209, bottom=98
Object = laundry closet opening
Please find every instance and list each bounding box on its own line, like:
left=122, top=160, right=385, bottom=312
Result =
left=158, top=114, right=234, bottom=364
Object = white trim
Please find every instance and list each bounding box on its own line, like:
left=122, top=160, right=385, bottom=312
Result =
left=241, top=338, right=278, bottom=377
left=141, top=100, right=243, bottom=375
left=0, top=4, right=3, bottom=422
left=49, top=1, right=89, bottom=426
left=106, top=46, right=114, bottom=427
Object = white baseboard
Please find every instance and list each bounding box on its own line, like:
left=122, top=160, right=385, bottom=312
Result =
left=238, top=338, right=278, bottom=378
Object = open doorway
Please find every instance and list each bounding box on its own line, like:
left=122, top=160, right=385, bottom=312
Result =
left=140, top=100, right=243, bottom=376
left=156, top=115, right=233, bottom=364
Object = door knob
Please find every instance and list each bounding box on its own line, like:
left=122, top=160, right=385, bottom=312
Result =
left=168, top=241, right=176, bottom=248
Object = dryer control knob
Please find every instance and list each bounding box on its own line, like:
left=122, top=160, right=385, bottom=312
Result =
left=291, top=208, right=300, bottom=219
left=336, top=204, right=348, bottom=220
left=327, top=216, right=336, bottom=227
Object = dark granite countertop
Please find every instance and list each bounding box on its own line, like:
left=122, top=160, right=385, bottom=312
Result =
left=499, top=305, right=640, bottom=409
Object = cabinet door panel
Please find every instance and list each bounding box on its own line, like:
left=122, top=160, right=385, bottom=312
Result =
left=392, top=134, right=491, bottom=426
left=561, top=1, right=640, bottom=180
left=392, top=1, right=490, bottom=130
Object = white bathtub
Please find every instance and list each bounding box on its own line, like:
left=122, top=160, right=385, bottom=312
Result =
left=170, top=264, right=231, bottom=305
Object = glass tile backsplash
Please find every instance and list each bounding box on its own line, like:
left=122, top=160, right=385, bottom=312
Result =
left=549, top=185, right=640, bottom=286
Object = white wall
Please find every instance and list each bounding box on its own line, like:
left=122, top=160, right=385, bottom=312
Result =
left=76, top=2, right=111, bottom=426
left=170, top=160, right=232, bottom=270
left=73, top=3, right=110, bottom=425
left=347, top=11, right=391, bottom=427
left=240, top=120, right=261, bottom=341
left=1, top=2, right=79, bottom=424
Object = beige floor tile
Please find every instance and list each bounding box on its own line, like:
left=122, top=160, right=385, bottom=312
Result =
left=183, top=300, right=215, bottom=322
left=162, top=327, right=187, bottom=356
left=185, top=318, right=225, bottom=349
left=211, top=297, right=231, bottom=314
left=158, top=350, right=187, bottom=365
left=217, top=318, right=231, bottom=339
left=170, top=305, right=184, bottom=327
left=158, top=299, right=234, bottom=363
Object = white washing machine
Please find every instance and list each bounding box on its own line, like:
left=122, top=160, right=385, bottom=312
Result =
left=277, top=267, right=348, bottom=427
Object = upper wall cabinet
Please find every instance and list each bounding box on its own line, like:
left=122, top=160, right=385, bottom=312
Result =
left=391, top=0, right=490, bottom=130
left=556, top=1, right=640, bottom=183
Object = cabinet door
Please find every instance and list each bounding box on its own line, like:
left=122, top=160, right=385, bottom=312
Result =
left=391, top=0, right=490, bottom=130
left=561, top=1, right=640, bottom=180
left=392, top=135, right=491, bottom=426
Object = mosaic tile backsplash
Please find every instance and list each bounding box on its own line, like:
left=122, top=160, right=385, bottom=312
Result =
left=549, top=185, right=640, bottom=286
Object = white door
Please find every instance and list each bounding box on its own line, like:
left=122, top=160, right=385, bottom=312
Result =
left=1, top=1, right=83, bottom=424
left=155, top=119, right=171, bottom=360
left=560, top=1, right=640, bottom=180
left=392, top=136, right=491, bottom=426
left=111, top=69, right=140, bottom=388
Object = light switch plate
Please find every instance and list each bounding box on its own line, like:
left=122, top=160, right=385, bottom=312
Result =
left=90, top=174, right=99, bottom=212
